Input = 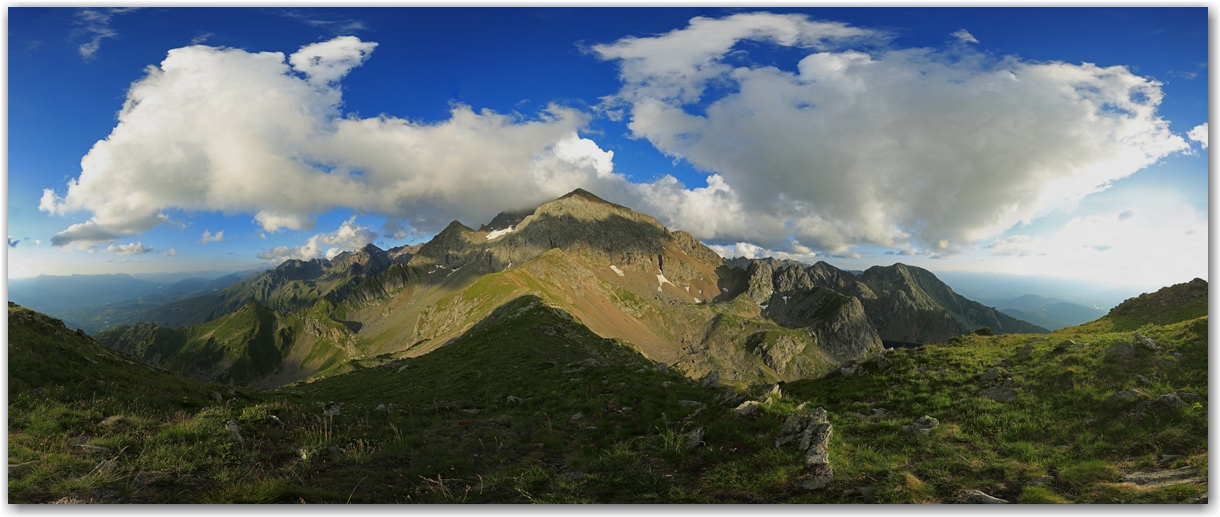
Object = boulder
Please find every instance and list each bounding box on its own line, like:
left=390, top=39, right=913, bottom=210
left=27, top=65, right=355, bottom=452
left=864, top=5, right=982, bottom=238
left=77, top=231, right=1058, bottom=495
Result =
left=699, top=370, right=721, bottom=388
left=875, top=354, right=894, bottom=371
left=1108, top=389, right=1147, bottom=403
left=980, top=386, right=1017, bottom=403
left=1105, top=341, right=1136, bottom=358
left=8, top=460, right=39, bottom=477
left=733, top=400, right=762, bottom=416
left=677, top=399, right=706, bottom=408
left=1175, top=391, right=1205, bottom=403
left=1133, top=334, right=1161, bottom=351
left=1016, top=344, right=1035, bottom=358
left=1152, top=358, right=1176, bottom=369
left=795, top=465, right=834, bottom=490
left=1053, top=340, right=1076, bottom=352
left=903, top=415, right=939, bottom=436
left=980, top=367, right=1001, bottom=382
left=225, top=420, right=243, bottom=444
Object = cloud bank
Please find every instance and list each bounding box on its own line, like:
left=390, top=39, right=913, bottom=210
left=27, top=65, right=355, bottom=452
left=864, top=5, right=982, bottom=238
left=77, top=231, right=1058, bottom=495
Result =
left=594, top=12, right=1189, bottom=253
left=42, top=13, right=1193, bottom=263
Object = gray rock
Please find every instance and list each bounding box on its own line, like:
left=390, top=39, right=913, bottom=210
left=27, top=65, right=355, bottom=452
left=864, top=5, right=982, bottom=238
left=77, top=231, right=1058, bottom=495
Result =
left=758, top=384, right=782, bottom=401
left=1152, top=358, right=1176, bottom=369
left=684, top=427, right=705, bottom=449
left=654, top=362, right=668, bottom=373
left=876, top=355, right=893, bottom=371
left=699, top=370, right=721, bottom=388
left=1158, top=393, right=1189, bottom=408
left=9, top=460, right=39, bottom=477
left=1016, top=344, right=1035, bottom=358
left=805, top=445, right=830, bottom=467
left=1122, top=466, right=1201, bottom=488
left=868, top=408, right=887, bottom=421
left=213, top=391, right=224, bottom=403
left=225, top=420, right=243, bottom=444
left=1136, top=374, right=1153, bottom=386
left=52, top=497, right=85, bottom=504
left=980, top=386, right=1017, bottom=403
left=1109, top=389, right=1146, bottom=403
left=1173, top=352, right=1183, bottom=360
left=677, top=399, right=705, bottom=408
left=794, top=464, right=834, bottom=490
left=570, top=412, right=584, bottom=421
left=1158, top=454, right=1183, bottom=464
left=1133, top=333, right=1161, bottom=351
left=837, top=363, right=861, bottom=377
left=323, top=405, right=341, bottom=417
left=1175, top=391, right=1205, bottom=403
left=1105, top=341, right=1137, bottom=358
left=560, top=471, right=589, bottom=481
left=1053, top=340, right=1076, bottom=352
left=980, top=367, right=1001, bottom=382
left=1029, top=475, right=1054, bottom=486
left=98, top=415, right=127, bottom=428
left=903, top=415, right=939, bottom=436
left=966, top=489, right=1009, bottom=504
left=733, top=400, right=762, bottom=416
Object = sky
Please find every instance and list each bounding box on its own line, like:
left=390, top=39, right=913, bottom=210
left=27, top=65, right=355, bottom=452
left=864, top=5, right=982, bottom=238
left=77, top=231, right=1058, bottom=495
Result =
left=7, top=7, right=1210, bottom=293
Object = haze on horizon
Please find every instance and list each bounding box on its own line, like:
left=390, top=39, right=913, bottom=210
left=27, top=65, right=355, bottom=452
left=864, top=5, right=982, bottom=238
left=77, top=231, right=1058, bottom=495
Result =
left=7, top=8, right=1209, bottom=294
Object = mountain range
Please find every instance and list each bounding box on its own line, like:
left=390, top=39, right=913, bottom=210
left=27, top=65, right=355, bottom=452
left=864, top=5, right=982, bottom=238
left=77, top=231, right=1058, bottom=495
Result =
left=89, top=189, right=1046, bottom=388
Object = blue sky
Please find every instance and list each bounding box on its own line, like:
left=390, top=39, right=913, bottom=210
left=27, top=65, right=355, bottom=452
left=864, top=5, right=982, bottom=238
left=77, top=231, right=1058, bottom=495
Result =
left=7, top=7, right=1209, bottom=291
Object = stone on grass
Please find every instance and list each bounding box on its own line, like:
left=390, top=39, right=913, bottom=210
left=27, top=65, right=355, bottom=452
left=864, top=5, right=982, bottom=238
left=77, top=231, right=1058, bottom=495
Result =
left=9, top=460, right=39, bottom=477
left=570, top=412, right=584, bottom=421
left=903, top=415, right=939, bottom=436
left=1175, top=391, right=1205, bottom=403
left=1133, top=334, right=1161, bottom=351
left=98, top=415, right=128, bottom=428
left=225, top=420, right=244, bottom=444
left=966, top=489, right=1009, bottom=504
left=875, top=355, right=893, bottom=371
left=980, top=367, right=1001, bottom=382
left=1053, top=340, right=1076, bottom=352
left=1122, top=466, right=1202, bottom=488
left=1108, top=389, right=1146, bottom=403
left=677, top=399, right=705, bottom=408
left=91, top=459, right=117, bottom=475
left=1016, top=344, right=1035, bottom=358
left=733, top=400, right=762, bottom=416
left=980, top=386, right=1017, bottom=403
left=1152, top=358, right=1176, bottom=369
left=1105, top=342, right=1137, bottom=358
left=506, top=395, right=523, bottom=403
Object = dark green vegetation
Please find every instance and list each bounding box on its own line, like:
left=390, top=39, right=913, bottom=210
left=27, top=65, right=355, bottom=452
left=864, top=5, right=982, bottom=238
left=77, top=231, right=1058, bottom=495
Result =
left=8, top=276, right=1207, bottom=503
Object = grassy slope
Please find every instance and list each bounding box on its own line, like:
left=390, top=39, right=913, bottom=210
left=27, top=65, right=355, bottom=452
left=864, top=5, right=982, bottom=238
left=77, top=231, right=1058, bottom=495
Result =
left=10, top=293, right=1207, bottom=503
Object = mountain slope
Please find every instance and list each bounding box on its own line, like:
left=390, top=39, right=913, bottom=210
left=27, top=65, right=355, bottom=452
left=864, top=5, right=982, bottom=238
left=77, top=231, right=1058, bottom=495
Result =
left=92, top=189, right=1050, bottom=388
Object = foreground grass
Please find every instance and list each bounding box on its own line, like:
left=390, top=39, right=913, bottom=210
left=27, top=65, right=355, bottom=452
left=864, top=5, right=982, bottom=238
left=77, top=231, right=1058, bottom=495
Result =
left=8, top=300, right=1207, bottom=503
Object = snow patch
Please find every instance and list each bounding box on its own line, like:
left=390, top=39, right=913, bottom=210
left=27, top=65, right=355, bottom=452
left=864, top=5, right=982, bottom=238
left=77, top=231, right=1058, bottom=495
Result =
left=657, top=273, right=674, bottom=289
left=684, top=286, right=689, bottom=293
left=760, top=304, right=768, bottom=310
left=721, top=288, right=728, bottom=293
left=610, top=265, right=624, bottom=277
left=694, top=298, right=701, bottom=303
left=486, top=226, right=514, bottom=240
left=782, top=296, right=789, bottom=303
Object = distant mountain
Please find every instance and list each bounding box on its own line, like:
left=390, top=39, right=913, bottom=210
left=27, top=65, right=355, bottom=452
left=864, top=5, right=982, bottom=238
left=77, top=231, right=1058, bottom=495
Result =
left=989, top=295, right=1105, bottom=331
left=9, top=274, right=163, bottom=314
left=94, top=188, right=1050, bottom=387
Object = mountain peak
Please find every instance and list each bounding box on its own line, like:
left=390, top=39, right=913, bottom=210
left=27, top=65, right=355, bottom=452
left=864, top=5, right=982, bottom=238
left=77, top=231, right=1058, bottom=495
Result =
left=558, top=188, right=612, bottom=205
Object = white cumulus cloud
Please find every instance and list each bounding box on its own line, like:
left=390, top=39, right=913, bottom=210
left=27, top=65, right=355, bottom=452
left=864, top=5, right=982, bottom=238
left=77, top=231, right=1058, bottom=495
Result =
left=256, top=216, right=378, bottom=263
left=951, top=29, right=979, bottom=44
left=161, top=248, right=177, bottom=257
left=199, top=229, right=226, bottom=244
left=1188, top=122, right=1207, bottom=149
left=98, top=242, right=154, bottom=256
